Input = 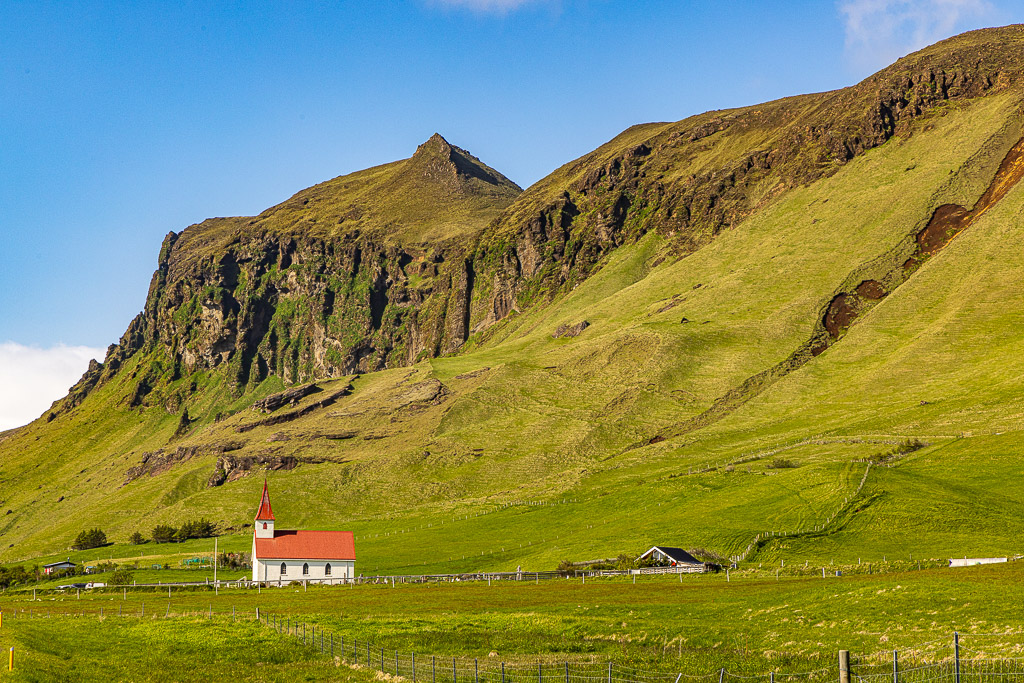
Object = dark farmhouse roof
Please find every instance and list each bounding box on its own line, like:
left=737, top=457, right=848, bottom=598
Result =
left=43, top=560, right=75, bottom=568
left=639, top=546, right=702, bottom=565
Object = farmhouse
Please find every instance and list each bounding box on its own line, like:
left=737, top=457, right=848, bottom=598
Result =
left=43, top=559, right=75, bottom=575
left=639, top=546, right=702, bottom=568
left=251, top=480, right=356, bottom=585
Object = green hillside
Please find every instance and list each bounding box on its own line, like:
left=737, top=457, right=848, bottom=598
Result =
left=2, top=26, right=1024, bottom=573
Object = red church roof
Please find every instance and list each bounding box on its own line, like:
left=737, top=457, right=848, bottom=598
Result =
left=255, top=530, right=356, bottom=560
left=255, top=479, right=275, bottom=521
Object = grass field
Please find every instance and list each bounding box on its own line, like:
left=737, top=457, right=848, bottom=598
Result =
left=3, top=561, right=1024, bottom=679
left=0, top=615, right=377, bottom=682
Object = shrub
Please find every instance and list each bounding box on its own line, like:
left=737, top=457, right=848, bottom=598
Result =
left=896, top=438, right=926, bottom=454
left=72, top=528, right=107, bottom=550
left=768, top=458, right=798, bottom=469
left=218, top=552, right=251, bottom=570
left=0, top=564, right=35, bottom=589
left=109, top=568, right=133, bottom=585
left=152, top=525, right=176, bottom=544
left=128, top=531, right=146, bottom=545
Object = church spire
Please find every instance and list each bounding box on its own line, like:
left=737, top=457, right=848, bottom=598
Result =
left=255, top=479, right=275, bottom=521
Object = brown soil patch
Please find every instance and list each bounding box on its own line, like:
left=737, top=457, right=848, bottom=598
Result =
left=855, top=279, right=887, bottom=299
left=913, top=136, right=1024, bottom=259
left=823, top=294, right=858, bottom=338
left=916, top=203, right=971, bottom=255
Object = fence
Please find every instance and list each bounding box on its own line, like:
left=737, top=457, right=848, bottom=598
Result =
left=253, top=614, right=1024, bottom=683
left=2, top=604, right=1022, bottom=682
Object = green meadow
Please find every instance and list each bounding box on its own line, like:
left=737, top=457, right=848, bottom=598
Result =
left=2, top=562, right=1023, bottom=681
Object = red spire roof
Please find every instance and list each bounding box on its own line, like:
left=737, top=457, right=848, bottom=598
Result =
left=255, top=479, right=275, bottom=521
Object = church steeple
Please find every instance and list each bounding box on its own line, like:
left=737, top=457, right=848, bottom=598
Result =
left=254, top=479, right=275, bottom=538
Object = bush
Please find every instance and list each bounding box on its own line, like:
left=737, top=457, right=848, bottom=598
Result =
left=128, top=531, right=146, bottom=545
left=896, top=438, right=926, bottom=454
left=109, top=568, right=133, bottom=585
left=72, top=528, right=107, bottom=550
left=0, top=564, right=35, bottom=589
left=218, top=552, right=251, bottom=570
left=768, top=458, right=798, bottom=469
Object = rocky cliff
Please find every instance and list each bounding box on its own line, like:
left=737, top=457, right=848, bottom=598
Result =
left=48, top=26, right=1024, bottom=420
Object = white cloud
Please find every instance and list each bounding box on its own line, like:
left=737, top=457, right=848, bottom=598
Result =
left=839, top=0, right=996, bottom=74
left=429, top=0, right=549, bottom=14
left=0, top=342, right=105, bottom=431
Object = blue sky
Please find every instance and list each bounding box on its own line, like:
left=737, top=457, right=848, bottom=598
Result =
left=0, top=0, right=1020, bottom=428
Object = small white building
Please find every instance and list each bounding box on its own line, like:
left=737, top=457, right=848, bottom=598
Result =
left=949, top=557, right=1007, bottom=567
left=638, top=546, right=703, bottom=567
left=251, top=480, right=356, bottom=585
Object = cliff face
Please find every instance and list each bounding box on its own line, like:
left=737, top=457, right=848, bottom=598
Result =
left=49, top=26, right=1024, bottom=418
left=464, top=27, right=1024, bottom=332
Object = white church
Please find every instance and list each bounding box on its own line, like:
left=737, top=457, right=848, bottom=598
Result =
left=251, top=480, right=356, bottom=585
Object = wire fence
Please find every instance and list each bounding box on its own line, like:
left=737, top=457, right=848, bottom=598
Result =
left=253, top=614, right=1024, bottom=683
left=2, top=604, right=1023, bottom=682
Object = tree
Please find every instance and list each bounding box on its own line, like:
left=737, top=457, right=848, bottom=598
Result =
left=192, top=518, right=216, bottom=538
left=128, top=531, right=145, bottom=545
left=72, top=528, right=107, bottom=550
left=109, top=568, right=133, bottom=585
left=173, top=521, right=195, bottom=543
left=152, top=525, right=176, bottom=544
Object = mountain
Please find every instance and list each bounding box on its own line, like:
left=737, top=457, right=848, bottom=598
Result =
left=2, top=26, right=1024, bottom=571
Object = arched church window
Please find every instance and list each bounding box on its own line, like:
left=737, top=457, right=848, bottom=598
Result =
left=263, top=522, right=267, bottom=529
left=280, top=562, right=287, bottom=575
left=302, top=563, right=309, bottom=575
left=325, top=563, right=332, bottom=576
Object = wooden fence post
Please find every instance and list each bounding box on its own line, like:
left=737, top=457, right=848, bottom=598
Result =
left=954, top=633, right=961, bottom=683
left=892, top=650, right=898, bottom=683
left=839, top=650, right=850, bottom=683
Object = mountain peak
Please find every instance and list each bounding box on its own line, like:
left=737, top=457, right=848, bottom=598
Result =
left=407, top=133, right=521, bottom=193
left=414, top=133, right=454, bottom=156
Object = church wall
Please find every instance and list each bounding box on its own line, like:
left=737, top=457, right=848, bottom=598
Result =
left=253, top=559, right=355, bottom=585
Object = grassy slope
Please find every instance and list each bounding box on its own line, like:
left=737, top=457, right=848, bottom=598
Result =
left=3, top=89, right=1023, bottom=573
left=167, top=134, right=522, bottom=278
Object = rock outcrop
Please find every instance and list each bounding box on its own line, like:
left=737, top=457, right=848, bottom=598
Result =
left=48, top=27, right=1024, bottom=420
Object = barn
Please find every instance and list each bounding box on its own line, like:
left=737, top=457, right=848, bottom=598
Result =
left=638, top=546, right=702, bottom=568
left=251, top=481, right=356, bottom=585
